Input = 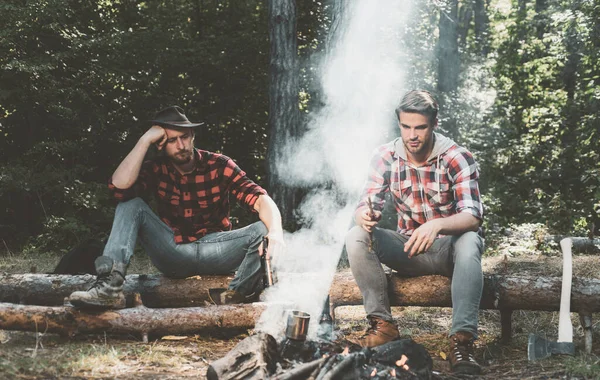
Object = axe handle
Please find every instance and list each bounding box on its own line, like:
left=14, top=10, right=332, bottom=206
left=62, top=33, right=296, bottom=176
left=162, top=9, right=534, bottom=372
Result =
left=558, top=238, right=573, bottom=343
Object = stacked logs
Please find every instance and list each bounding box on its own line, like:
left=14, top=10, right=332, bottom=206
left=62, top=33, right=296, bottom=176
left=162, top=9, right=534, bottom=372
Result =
left=1, top=270, right=599, bottom=348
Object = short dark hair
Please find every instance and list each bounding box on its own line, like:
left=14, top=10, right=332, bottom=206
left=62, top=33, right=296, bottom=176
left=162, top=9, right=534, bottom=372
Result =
left=395, top=90, right=438, bottom=125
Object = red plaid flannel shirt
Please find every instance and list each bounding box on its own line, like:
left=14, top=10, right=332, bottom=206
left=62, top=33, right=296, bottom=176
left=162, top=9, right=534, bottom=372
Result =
left=357, top=134, right=483, bottom=235
left=108, top=149, right=266, bottom=244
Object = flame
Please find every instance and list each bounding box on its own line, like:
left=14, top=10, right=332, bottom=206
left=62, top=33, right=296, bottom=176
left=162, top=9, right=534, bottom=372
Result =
left=395, top=354, right=408, bottom=367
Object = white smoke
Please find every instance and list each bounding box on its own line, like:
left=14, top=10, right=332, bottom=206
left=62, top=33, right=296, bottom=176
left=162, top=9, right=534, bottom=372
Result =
left=256, top=0, right=415, bottom=340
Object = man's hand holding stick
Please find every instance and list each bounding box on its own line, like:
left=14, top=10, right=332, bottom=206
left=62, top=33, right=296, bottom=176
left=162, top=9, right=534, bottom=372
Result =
left=367, top=197, right=376, bottom=252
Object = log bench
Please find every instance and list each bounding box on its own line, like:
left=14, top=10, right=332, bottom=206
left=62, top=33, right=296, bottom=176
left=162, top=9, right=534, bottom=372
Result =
left=329, top=270, right=600, bottom=354
left=1, top=271, right=599, bottom=353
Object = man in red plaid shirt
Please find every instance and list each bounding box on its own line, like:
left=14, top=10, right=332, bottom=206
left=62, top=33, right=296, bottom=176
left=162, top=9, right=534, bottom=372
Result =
left=70, top=106, right=284, bottom=308
left=345, top=90, right=484, bottom=375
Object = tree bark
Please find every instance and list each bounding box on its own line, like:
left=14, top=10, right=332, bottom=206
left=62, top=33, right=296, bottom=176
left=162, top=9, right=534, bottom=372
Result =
left=0, top=297, right=265, bottom=337
left=267, top=0, right=301, bottom=227
left=0, top=273, right=232, bottom=307
left=329, top=271, right=600, bottom=313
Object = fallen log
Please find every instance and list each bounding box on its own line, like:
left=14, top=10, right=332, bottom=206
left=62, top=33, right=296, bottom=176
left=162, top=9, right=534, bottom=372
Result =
left=329, top=271, right=600, bottom=313
left=3, top=271, right=600, bottom=314
left=542, top=236, right=599, bottom=252
left=0, top=296, right=265, bottom=338
left=0, top=273, right=232, bottom=307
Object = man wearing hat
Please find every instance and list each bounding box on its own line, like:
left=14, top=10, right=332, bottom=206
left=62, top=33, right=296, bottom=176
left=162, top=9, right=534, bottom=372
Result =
left=69, top=106, right=284, bottom=308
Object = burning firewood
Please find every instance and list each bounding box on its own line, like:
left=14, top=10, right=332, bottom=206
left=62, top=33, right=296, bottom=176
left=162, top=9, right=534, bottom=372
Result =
left=206, top=333, right=279, bottom=380
left=271, top=356, right=328, bottom=380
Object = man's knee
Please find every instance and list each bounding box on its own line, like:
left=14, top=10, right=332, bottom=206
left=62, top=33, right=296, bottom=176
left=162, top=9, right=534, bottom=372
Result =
left=250, top=221, right=268, bottom=242
left=453, top=231, right=484, bottom=260
left=345, top=225, right=371, bottom=262
left=115, top=197, right=148, bottom=213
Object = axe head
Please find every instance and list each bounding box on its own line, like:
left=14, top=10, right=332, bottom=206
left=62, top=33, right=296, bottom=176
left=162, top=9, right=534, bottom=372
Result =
left=528, top=334, right=575, bottom=361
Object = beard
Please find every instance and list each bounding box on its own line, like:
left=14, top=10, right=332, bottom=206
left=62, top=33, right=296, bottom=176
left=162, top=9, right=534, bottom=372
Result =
left=403, top=139, right=425, bottom=155
left=169, top=148, right=193, bottom=165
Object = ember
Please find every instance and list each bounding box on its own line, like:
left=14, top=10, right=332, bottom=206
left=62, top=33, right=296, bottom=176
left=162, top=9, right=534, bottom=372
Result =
left=208, top=334, right=433, bottom=380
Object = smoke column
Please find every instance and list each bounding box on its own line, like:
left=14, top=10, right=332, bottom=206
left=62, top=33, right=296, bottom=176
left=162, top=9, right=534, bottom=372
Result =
left=256, top=0, right=415, bottom=340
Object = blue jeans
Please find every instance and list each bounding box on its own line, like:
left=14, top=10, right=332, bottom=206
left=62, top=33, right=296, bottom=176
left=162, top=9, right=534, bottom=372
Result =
left=103, top=197, right=268, bottom=296
left=345, top=225, right=484, bottom=338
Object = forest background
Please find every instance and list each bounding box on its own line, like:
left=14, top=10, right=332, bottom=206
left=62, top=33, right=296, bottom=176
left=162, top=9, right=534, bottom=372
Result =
left=0, top=0, right=599, bottom=257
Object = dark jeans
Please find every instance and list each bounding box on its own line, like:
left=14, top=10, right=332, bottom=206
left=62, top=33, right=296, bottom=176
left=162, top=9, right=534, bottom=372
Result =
left=345, top=225, right=484, bottom=338
left=103, top=197, right=267, bottom=296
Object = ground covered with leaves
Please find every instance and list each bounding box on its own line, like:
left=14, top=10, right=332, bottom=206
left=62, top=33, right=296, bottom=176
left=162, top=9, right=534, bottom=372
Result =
left=1, top=224, right=599, bottom=379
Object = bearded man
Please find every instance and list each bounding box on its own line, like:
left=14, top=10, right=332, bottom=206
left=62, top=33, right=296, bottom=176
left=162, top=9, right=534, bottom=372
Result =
left=69, top=106, right=284, bottom=308
left=345, top=90, right=484, bottom=375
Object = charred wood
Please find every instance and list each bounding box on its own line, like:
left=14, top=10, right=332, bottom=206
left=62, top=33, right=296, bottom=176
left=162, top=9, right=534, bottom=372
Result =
left=272, top=356, right=328, bottom=380
left=314, top=355, right=338, bottom=380
left=320, top=350, right=369, bottom=380
left=206, top=332, right=279, bottom=380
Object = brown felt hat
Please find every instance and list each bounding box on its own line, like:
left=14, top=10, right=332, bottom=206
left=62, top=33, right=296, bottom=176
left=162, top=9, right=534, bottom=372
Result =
left=148, top=106, right=204, bottom=128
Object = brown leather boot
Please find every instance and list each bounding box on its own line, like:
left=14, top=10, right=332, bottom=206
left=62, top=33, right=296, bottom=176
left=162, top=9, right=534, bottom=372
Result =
left=448, top=331, right=481, bottom=375
left=354, top=316, right=400, bottom=348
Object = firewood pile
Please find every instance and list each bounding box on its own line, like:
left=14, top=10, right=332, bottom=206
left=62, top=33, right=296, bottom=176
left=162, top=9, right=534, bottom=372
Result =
left=207, top=333, right=433, bottom=380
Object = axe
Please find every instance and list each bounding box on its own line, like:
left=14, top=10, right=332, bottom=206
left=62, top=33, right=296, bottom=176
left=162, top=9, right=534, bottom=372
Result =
left=527, top=238, right=575, bottom=360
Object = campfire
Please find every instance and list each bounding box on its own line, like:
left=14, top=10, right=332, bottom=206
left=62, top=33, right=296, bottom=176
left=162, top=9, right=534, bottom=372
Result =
left=207, top=309, right=433, bottom=380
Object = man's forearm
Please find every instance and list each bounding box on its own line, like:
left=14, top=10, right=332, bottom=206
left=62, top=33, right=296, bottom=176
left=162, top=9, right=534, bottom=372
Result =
left=434, top=212, right=480, bottom=236
left=255, top=195, right=283, bottom=236
left=111, top=137, right=152, bottom=189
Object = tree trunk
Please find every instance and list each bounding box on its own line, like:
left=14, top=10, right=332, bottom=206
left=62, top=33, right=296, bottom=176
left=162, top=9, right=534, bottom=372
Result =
left=436, top=0, right=460, bottom=137
left=0, top=273, right=232, bottom=307
left=0, top=297, right=265, bottom=337
left=458, top=2, right=473, bottom=48
left=329, top=271, right=600, bottom=313
left=473, top=0, right=490, bottom=55
left=437, top=0, right=460, bottom=94
left=267, top=0, right=301, bottom=227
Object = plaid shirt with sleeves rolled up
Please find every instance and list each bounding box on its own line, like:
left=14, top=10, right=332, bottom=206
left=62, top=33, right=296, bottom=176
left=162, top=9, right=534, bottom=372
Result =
left=357, top=133, right=483, bottom=236
left=108, top=148, right=266, bottom=244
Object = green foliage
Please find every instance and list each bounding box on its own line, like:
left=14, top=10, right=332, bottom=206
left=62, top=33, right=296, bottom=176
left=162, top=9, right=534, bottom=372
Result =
left=0, top=0, right=275, bottom=252
left=1, top=0, right=598, bottom=255
left=475, top=0, right=600, bottom=234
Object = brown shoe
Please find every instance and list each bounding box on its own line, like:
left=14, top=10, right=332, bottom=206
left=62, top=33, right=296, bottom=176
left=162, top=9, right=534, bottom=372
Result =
left=448, top=331, right=481, bottom=375
left=354, top=316, right=400, bottom=348
left=208, top=288, right=252, bottom=305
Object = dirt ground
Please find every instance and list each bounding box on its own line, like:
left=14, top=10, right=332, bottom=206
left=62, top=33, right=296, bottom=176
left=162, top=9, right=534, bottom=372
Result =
left=1, top=304, right=599, bottom=379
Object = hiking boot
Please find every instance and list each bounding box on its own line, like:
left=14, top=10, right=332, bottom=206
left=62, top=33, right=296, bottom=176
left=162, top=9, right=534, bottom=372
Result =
left=69, top=256, right=126, bottom=309
left=354, top=316, right=400, bottom=348
left=448, top=331, right=481, bottom=375
left=207, top=288, right=257, bottom=305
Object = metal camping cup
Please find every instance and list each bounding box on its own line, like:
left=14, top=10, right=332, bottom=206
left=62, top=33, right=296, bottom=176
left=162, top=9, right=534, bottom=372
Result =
left=285, top=310, right=310, bottom=341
